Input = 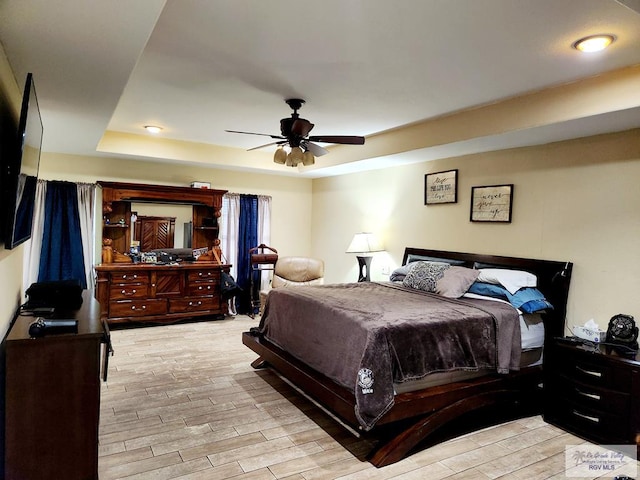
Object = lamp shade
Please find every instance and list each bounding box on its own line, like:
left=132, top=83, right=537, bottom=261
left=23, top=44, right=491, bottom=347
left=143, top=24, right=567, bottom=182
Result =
left=286, top=146, right=304, bottom=166
left=273, top=147, right=287, bottom=164
left=302, top=150, right=315, bottom=166
left=345, top=233, right=383, bottom=253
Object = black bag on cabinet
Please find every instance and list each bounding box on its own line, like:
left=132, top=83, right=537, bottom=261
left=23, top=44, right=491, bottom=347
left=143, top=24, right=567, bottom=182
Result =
left=24, top=279, right=83, bottom=310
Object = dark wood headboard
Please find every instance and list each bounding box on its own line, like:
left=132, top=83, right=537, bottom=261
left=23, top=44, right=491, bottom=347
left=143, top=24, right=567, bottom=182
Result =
left=402, top=248, right=573, bottom=339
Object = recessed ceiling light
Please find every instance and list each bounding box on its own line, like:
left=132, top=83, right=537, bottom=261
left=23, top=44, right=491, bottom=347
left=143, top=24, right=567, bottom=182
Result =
left=572, top=34, right=615, bottom=53
left=144, top=125, right=163, bottom=134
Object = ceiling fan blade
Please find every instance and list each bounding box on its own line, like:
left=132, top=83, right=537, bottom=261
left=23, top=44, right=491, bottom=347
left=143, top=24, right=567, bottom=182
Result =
left=308, top=135, right=365, bottom=145
left=247, top=140, right=287, bottom=151
left=303, top=141, right=329, bottom=157
left=291, top=119, right=314, bottom=137
left=225, top=129, right=285, bottom=140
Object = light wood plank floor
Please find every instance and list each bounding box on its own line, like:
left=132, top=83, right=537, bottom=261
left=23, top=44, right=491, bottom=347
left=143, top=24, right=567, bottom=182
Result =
left=99, top=316, right=638, bottom=479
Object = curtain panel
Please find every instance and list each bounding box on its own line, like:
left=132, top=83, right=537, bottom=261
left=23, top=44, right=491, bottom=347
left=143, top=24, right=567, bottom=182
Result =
left=24, top=180, right=95, bottom=293
left=220, top=193, right=272, bottom=315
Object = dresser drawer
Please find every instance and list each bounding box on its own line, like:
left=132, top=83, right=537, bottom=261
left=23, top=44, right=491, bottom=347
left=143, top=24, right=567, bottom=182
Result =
left=111, top=272, right=148, bottom=284
left=110, top=284, right=148, bottom=300
left=169, top=296, right=219, bottom=313
left=188, top=270, right=219, bottom=282
left=109, top=299, right=167, bottom=318
left=187, top=282, right=218, bottom=296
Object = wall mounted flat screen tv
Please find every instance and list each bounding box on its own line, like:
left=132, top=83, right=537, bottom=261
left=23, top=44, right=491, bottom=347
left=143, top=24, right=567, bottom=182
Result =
left=4, top=72, right=42, bottom=249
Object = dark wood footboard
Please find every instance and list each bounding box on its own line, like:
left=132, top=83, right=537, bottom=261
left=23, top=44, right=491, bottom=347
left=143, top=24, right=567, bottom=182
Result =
left=243, top=330, right=543, bottom=467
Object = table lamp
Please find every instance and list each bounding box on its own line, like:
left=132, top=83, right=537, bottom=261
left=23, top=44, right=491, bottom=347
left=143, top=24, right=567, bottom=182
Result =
left=346, top=233, right=384, bottom=282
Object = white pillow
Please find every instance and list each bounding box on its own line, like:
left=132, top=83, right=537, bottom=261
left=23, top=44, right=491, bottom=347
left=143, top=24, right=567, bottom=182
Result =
left=476, top=268, right=537, bottom=294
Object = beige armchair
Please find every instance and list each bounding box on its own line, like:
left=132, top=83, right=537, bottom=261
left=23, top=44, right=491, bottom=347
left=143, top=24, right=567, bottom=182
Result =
left=259, top=256, right=325, bottom=313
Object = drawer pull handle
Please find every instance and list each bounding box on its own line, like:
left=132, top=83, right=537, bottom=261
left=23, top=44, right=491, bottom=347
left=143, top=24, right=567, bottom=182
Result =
left=575, top=388, right=601, bottom=401
left=576, top=365, right=602, bottom=378
left=131, top=305, right=146, bottom=310
left=121, top=289, right=126, bottom=294
left=572, top=409, right=600, bottom=423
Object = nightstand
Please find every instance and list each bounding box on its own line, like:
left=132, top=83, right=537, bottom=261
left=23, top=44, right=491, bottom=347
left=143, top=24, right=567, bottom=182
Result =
left=543, top=339, right=640, bottom=455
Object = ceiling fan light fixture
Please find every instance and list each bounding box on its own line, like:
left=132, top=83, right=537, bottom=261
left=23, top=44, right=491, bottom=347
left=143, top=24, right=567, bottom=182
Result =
left=302, top=150, right=315, bottom=166
left=273, top=146, right=287, bottom=164
left=286, top=146, right=303, bottom=167
left=572, top=34, right=615, bottom=52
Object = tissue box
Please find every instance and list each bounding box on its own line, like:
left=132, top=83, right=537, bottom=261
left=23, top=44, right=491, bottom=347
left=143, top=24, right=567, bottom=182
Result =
left=574, top=326, right=606, bottom=343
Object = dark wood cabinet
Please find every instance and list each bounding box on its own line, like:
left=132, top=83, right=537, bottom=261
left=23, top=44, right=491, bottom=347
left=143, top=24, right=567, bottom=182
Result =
left=134, top=215, right=176, bottom=251
left=544, top=340, right=640, bottom=455
left=4, top=291, right=106, bottom=480
left=95, top=262, right=230, bottom=325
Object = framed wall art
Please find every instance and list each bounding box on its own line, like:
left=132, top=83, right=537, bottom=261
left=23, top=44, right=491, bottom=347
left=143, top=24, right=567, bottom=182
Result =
left=424, top=169, right=458, bottom=205
left=470, top=184, right=514, bottom=223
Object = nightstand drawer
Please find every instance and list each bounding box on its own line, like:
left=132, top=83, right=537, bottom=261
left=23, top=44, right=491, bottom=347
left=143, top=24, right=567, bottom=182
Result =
left=549, top=400, right=630, bottom=441
left=550, top=375, right=630, bottom=413
left=555, top=351, right=631, bottom=390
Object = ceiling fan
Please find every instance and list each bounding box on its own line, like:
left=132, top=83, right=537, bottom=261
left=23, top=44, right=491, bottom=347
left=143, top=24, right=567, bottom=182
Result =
left=225, top=99, right=365, bottom=167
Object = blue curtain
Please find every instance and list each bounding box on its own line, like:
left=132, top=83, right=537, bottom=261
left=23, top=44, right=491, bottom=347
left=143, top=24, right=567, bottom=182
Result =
left=235, top=194, right=258, bottom=314
left=38, top=181, right=87, bottom=288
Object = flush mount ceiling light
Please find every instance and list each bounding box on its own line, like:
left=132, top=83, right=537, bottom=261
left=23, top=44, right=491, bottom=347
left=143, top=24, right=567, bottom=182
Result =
left=572, top=34, right=615, bottom=53
left=144, top=125, right=163, bottom=134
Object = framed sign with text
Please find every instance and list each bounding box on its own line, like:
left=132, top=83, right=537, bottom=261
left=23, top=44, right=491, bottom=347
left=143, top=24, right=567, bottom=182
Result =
left=424, top=169, right=458, bottom=205
left=470, top=184, right=513, bottom=223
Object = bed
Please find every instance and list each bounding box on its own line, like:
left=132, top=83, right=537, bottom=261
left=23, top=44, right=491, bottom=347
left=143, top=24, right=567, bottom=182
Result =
left=242, top=247, right=572, bottom=466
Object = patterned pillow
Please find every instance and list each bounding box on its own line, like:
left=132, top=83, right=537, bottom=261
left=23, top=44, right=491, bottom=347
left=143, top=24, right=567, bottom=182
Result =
left=402, top=261, right=451, bottom=292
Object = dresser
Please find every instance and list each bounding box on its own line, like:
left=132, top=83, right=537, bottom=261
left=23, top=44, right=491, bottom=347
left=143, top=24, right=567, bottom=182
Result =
left=95, top=262, right=230, bottom=325
left=543, top=339, right=640, bottom=455
left=4, top=291, right=107, bottom=480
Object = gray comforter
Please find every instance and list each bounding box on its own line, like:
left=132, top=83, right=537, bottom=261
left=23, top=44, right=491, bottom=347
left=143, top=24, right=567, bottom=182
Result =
left=258, top=282, right=521, bottom=430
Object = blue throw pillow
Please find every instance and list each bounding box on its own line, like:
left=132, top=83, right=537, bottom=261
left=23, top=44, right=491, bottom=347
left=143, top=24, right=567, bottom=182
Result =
left=467, top=282, right=553, bottom=313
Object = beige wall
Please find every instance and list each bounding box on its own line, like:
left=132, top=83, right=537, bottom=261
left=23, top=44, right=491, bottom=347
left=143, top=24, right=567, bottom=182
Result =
left=312, top=128, right=640, bottom=333
left=0, top=43, right=23, bottom=338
